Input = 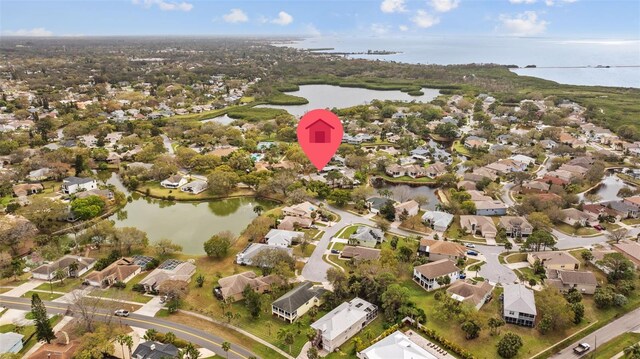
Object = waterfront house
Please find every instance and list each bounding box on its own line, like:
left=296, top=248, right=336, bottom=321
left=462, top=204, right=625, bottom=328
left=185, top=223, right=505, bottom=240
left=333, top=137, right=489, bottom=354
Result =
left=394, top=200, right=420, bottom=220
left=235, top=243, right=293, bottom=266
left=32, top=255, right=96, bottom=281
left=421, top=211, right=454, bottom=232
left=282, top=201, right=317, bottom=218
left=160, top=174, right=187, bottom=189
left=62, top=176, right=97, bottom=194
left=139, top=260, right=196, bottom=293
left=265, top=229, right=303, bottom=247
left=560, top=208, right=599, bottom=227
left=85, top=257, right=141, bottom=287
left=180, top=180, right=208, bottom=194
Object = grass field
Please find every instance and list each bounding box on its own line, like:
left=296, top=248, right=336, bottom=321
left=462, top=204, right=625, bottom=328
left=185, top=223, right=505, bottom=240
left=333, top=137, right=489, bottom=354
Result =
left=293, top=243, right=316, bottom=257
left=505, top=253, right=528, bottom=264
left=336, top=225, right=359, bottom=239
left=22, top=290, right=63, bottom=301
left=136, top=182, right=256, bottom=201
left=0, top=315, right=61, bottom=355
left=589, top=332, right=640, bottom=359
left=35, top=277, right=84, bottom=293
left=554, top=223, right=599, bottom=236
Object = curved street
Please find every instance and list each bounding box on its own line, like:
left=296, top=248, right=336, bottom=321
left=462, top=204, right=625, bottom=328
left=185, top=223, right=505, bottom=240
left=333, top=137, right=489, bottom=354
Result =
left=0, top=296, right=257, bottom=359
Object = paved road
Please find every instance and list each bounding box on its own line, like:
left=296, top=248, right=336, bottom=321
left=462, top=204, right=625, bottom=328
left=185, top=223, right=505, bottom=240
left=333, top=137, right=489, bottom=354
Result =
left=301, top=203, right=420, bottom=282
left=161, top=134, right=175, bottom=155
left=475, top=244, right=519, bottom=284
left=0, top=296, right=257, bottom=359
left=501, top=182, right=516, bottom=208
left=551, top=306, right=640, bottom=359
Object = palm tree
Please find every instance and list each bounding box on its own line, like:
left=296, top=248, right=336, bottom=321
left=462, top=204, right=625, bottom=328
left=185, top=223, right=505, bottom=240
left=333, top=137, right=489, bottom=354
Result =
left=143, top=329, right=158, bottom=341
left=164, top=331, right=177, bottom=344
left=123, top=334, right=133, bottom=359
left=277, top=328, right=295, bottom=354
left=54, top=268, right=66, bottom=285
left=68, top=261, right=79, bottom=277
left=253, top=205, right=264, bottom=216
left=115, top=334, right=126, bottom=359
left=624, top=343, right=640, bottom=359
left=222, top=341, right=231, bottom=359
left=183, top=343, right=201, bottom=359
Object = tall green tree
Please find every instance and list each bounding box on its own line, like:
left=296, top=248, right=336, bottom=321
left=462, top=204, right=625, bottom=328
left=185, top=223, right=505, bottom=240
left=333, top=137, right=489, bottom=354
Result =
left=31, top=293, right=56, bottom=343
left=496, top=332, right=523, bottom=358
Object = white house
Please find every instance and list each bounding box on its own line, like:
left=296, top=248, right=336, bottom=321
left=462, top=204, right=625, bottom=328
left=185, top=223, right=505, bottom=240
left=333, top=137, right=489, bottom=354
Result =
left=31, top=255, right=96, bottom=281
left=61, top=177, right=97, bottom=194
left=358, top=331, right=436, bottom=359
left=413, top=259, right=461, bottom=291
left=0, top=332, right=23, bottom=354
left=265, top=229, right=304, bottom=247
left=160, top=174, right=188, bottom=189
left=311, top=298, right=378, bottom=352
left=503, top=283, right=537, bottom=327
left=180, top=180, right=208, bottom=194
left=421, top=211, right=454, bottom=232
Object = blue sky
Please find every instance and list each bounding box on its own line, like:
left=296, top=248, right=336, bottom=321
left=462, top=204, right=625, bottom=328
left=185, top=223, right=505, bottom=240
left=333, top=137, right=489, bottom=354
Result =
left=0, top=0, right=638, bottom=38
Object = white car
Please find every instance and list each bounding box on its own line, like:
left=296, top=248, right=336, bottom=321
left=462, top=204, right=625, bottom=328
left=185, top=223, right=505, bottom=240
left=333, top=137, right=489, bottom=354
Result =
left=465, top=243, right=476, bottom=248
left=114, top=309, right=130, bottom=317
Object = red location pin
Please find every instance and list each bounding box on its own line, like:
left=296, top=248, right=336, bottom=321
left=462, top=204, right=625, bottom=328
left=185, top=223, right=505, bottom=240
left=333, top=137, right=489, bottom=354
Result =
left=297, top=109, right=344, bottom=171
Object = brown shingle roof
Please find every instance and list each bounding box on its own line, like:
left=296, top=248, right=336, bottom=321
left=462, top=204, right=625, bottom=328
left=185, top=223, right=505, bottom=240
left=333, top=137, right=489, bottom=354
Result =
left=414, top=259, right=459, bottom=279
left=419, top=239, right=466, bottom=257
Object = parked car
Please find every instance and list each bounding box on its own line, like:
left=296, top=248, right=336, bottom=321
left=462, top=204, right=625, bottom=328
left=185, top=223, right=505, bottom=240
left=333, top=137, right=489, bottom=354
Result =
left=593, top=225, right=603, bottom=231
left=465, top=243, right=476, bottom=248
left=467, top=250, right=479, bottom=256
left=114, top=309, right=130, bottom=317
left=459, top=273, right=467, bottom=279
left=330, top=249, right=340, bottom=254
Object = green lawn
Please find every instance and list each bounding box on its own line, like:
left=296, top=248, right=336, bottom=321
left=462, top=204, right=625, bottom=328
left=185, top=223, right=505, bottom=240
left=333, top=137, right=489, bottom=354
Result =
left=505, top=253, right=528, bottom=264
left=337, top=225, right=359, bottom=239
left=35, top=277, right=84, bottom=293
left=331, top=242, right=346, bottom=251
left=93, top=272, right=152, bottom=303
left=376, top=173, right=437, bottom=184
left=293, top=243, right=316, bottom=257
left=22, top=290, right=63, bottom=301
left=622, top=218, right=640, bottom=226
left=588, top=332, right=640, bottom=359
left=0, top=315, right=61, bottom=355
left=325, top=254, right=351, bottom=272
left=554, top=223, right=599, bottom=236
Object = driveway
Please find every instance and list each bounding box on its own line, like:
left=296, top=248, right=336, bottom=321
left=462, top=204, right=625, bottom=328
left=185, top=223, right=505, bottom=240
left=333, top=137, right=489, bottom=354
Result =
left=475, top=244, right=519, bottom=284
left=160, top=134, right=175, bottom=155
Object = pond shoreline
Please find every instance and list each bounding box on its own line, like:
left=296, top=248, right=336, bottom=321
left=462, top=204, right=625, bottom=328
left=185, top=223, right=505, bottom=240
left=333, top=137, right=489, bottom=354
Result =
left=131, top=188, right=283, bottom=204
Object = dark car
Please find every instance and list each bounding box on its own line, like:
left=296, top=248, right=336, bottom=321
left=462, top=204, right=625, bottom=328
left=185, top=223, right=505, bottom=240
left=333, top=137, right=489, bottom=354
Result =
left=467, top=250, right=479, bottom=256
left=330, top=249, right=340, bottom=254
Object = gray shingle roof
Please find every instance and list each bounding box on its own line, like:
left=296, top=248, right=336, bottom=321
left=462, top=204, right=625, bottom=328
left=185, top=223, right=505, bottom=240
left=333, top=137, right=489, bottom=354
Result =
left=503, top=283, right=537, bottom=316
left=272, top=281, right=326, bottom=313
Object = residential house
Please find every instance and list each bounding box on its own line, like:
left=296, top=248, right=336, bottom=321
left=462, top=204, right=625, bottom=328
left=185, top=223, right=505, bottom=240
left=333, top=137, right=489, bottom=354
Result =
left=405, top=164, right=428, bottom=179
left=606, top=201, right=640, bottom=219
left=510, top=155, right=536, bottom=166
left=85, top=257, right=141, bottom=287
left=394, top=200, right=420, bottom=220
left=498, top=216, right=533, bottom=238
left=457, top=180, right=477, bottom=191
left=278, top=216, right=313, bottom=231
left=527, top=251, right=580, bottom=271
left=265, top=229, right=303, bottom=247
left=13, top=183, right=43, bottom=197
left=624, top=196, right=640, bottom=209
left=464, top=136, right=487, bottom=149
left=349, top=226, right=385, bottom=248
left=310, top=297, right=378, bottom=352
left=418, top=239, right=466, bottom=262
left=160, top=174, right=187, bottom=189
left=447, top=280, right=494, bottom=310
left=61, top=177, right=97, bottom=194
left=215, top=271, right=280, bottom=302
left=546, top=269, right=598, bottom=294
left=385, top=164, right=405, bottom=178
left=75, top=189, right=114, bottom=201
left=357, top=331, right=436, bottom=359
left=474, top=200, right=508, bottom=216
left=460, top=215, right=497, bottom=239
left=271, top=281, right=326, bottom=323
left=539, top=139, right=557, bottom=149
left=558, top=164, right=588, bottom=178
left=28, top=168, right=51, bottom=181
left=471, top=167, right=498, bottom=181
left=32, top=255, right=96, bottom=281
left=521, top=181, right=550, bottom=194
left=282, top=201, right=317, bottom=218
left=235, top=243, right=293, bottom=265
left=132, top=341, right=179, bottom=359
left=612, top=240, right=640, bottom=267
left=180, top=180, right=208, bottom=194
left=503, top=283, right=537, bottom=327
left=425, top=162, right=447, bottom=178
left=0, top=332, right=23, bottom=354
left=139, top=260, right=196, bottom=293
left=560, top=208, right=599, bottom=227
left=413, top=259, right=461, bottom=291
left=366, top=197, right=390, bottom=214
left=583, top=203, right=622, bottom=222
left=421, top=211, right=454, bottom=232
left=340, top=246, right=381, bottom=261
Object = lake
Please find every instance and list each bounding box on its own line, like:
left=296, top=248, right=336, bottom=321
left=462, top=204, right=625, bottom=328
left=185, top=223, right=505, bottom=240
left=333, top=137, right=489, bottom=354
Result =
left=582, top=174, right=636, bottom=203
left=283, top=37, right=640, bottom=88
left=375, top=183, right=440, bottom=211
left=104, top=173, right=275, bottom=254
left=256, top=84, right=440, bottom=117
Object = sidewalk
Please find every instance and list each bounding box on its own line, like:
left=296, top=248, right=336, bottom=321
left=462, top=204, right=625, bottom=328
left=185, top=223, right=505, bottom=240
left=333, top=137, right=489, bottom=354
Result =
left=2, top=279, right=45, bottom=298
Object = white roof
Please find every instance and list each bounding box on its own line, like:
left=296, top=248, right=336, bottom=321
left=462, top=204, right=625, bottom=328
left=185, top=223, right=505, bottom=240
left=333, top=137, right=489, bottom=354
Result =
left=311, top=297, right=375, bottom=341
left=421, top=211, right=454, bottom=227
left=0, top=332, right=24, bottom=353
left=503, top=283, right=537, bottom=316
left=359, top=331, right=436, bottom=359
left=265, top=229, right=303, bottom=246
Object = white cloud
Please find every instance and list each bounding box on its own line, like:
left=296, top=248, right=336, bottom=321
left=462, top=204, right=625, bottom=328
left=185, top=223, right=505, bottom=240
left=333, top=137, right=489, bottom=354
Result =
left=380, top=0, right=407, bottom=13
left=430, top=0, right=460, bottom=12
left=546, top=0, right=578, bottom=6
left=271, top=11, right=293, bottom=25
left=223, top=9, right=249, bottom=23
left=399, top=25, right=409, bottom=31
left=370, top=23, right=391, bottom=35
left=2, top=28, right=53, bottom=37
left=509, top=0, right=537, bottom=4
left=132, top=0, right=193, bottom=12
left=304, top=23, right=321, bottom=37
left=411, top=10, right=440, bottom=28
left=499, top=11, right=548, bottom=36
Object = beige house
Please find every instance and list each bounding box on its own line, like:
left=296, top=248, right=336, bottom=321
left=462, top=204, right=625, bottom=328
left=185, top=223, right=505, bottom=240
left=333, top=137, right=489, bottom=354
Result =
left=546, top=269, right=598, bottom=295
left=413, top=259, right=461, bottom=291
left=215, top=271, right=280, bottom=302
left=394, top=200, right=419, bottom=220
left=417, top=239, right=466, bottom=262
left=612, top=240, right=640, bottom=267
left=527, top=251, right=580, bottom=271
left=460, top=215, right=497, bottom=239
left=447, top=280, right=494, bottom=310
left=85, top=258, right=141, bottom=287
left=282, top=201, right=317, bottom=218
left=311, top=298, right=378, bottom=352
left=560, top=208, right=599, bottom=227
left=498, top=216, right=533, bottom=238
left=271, top=281, right=326, bottom=323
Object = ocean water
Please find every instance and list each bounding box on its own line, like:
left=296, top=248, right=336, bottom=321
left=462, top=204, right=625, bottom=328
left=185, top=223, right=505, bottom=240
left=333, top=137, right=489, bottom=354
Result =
left=284, top=36, right=640, bottom=88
